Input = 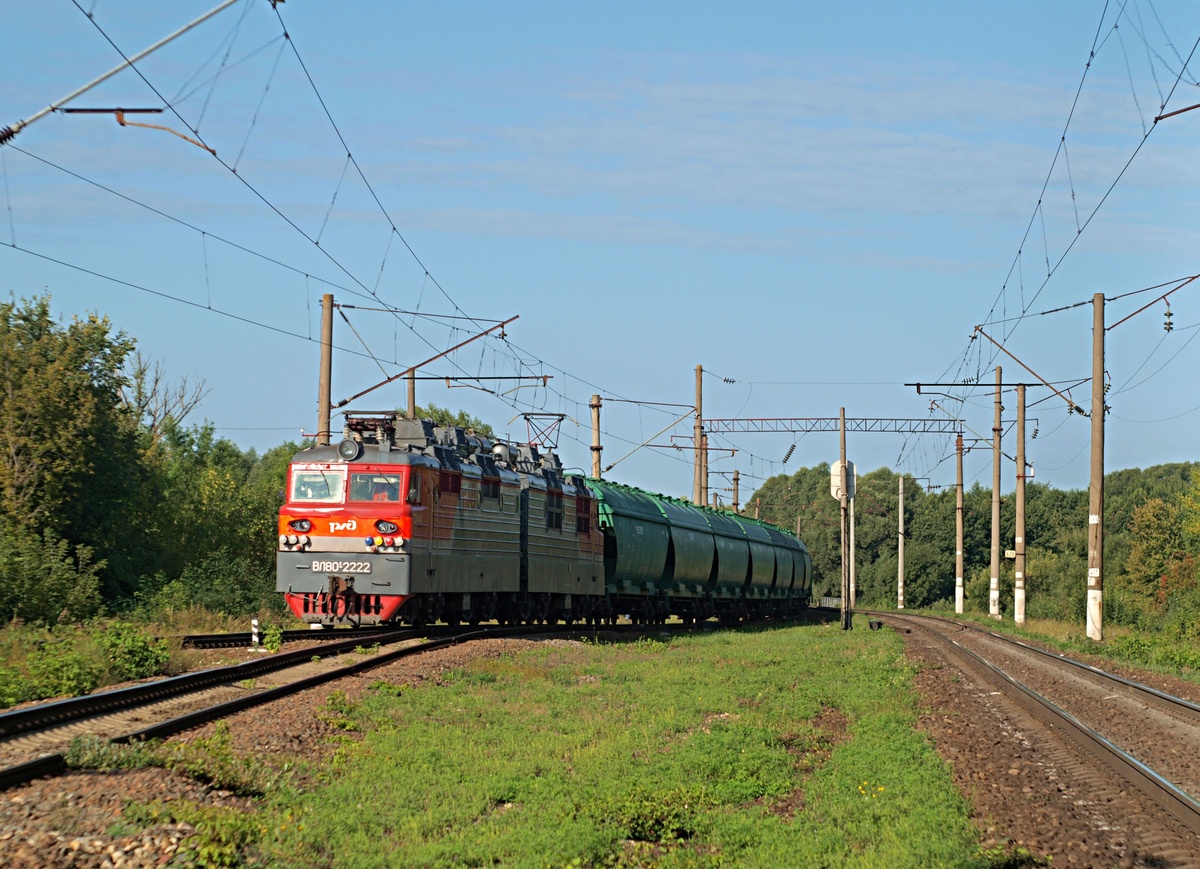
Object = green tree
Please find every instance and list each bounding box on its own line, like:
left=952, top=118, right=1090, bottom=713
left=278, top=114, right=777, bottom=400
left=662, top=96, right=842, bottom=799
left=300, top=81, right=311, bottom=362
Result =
left=1124, top=498, right=1182, bottom=605
left=0, top=295, right=149, bottom=602
left=412, top=403, right=495, bottom=438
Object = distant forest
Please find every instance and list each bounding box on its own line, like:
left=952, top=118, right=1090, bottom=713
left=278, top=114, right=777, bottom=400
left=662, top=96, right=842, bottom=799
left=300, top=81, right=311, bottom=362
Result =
left=748, top=461, right=1199, bottom=631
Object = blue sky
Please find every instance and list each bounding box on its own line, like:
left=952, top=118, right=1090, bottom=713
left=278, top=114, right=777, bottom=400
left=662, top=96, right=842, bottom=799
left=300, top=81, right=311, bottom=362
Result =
left=2, top=1, right=1198, bottom=504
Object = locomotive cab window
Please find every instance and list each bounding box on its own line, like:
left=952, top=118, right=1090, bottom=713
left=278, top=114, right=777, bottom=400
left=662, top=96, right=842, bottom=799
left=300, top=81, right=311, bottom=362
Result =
left=290, top=470, right=345, bottom=503
left=350, top=472, right=402, bottom=502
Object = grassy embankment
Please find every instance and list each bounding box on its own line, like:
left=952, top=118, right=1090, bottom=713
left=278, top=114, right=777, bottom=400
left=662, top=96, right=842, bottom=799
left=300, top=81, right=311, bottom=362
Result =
left=78, top=621, right=1045, bottom=868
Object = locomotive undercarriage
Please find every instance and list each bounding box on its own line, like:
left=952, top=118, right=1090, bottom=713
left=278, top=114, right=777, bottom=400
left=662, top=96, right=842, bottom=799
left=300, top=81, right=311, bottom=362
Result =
left=292, top=585, right=806, bottom=629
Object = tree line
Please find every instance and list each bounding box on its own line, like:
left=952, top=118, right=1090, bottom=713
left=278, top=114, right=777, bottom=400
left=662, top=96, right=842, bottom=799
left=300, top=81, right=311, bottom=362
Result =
left=0, top=294, right=494, bottom=627
left=748, top=459, right=1200, bottom=632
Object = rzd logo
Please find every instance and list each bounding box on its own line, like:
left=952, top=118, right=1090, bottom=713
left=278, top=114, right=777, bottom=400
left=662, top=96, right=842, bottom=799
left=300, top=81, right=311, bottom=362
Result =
left=330, top=519, right=357, bottom=533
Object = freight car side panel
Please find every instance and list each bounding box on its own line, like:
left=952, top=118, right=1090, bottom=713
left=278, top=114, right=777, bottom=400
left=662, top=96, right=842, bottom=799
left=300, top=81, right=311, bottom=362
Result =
left=652, top=497, right=715, bottom=594
left=585, top=480, right=670, bottom=592
left=760, top=525, right=797, bottom=594
left=739, top=519, right=776, bottom=597
left=702, top=510, right=750, bottom=595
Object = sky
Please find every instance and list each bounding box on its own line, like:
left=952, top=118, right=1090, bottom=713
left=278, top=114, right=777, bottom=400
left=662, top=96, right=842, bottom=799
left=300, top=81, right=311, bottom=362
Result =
left=2, top=1, right=1198, bottom=506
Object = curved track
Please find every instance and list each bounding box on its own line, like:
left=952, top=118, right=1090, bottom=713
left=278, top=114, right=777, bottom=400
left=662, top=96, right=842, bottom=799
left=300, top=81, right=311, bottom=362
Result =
left=0, top=624, right=538, bottom=790
left=879, top=611, right=1200, bottom=852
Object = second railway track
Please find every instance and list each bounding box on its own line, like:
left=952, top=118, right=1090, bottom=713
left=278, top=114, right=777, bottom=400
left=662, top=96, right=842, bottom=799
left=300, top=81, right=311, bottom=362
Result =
left=880, top=611, right=1200, bottom=864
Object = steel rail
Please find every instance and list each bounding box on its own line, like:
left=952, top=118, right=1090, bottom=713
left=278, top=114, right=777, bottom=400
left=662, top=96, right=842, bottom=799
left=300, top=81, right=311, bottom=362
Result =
left=0, top=624, right=545, bottom=791
left=878, top=610, right=1200, bottom=723
left=886, top=612, right=1200, bottom=837
left=178, top=625, right=449, bottom=649
left=0, top=627, right=426, bottom=740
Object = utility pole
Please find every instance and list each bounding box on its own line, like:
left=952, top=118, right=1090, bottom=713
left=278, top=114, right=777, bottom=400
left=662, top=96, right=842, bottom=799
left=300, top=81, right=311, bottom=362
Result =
left=701, top=432, right=710, bottom=505
left=990, top=365, right=1002, bottom=620
left=849, top=490, right=857, bottom=609
left=897, top=475, right=905, bottom=610
left=1014, top=384, right=1027, bottom=625
left=839, top=407, right=851, bottom=630
left=407, top=371, right=417, bottom=419
left=317, top=294, right=334, bottom=446
left=693, top=365, right=704, bottom=506
left=732, top=469, right=740, bottom=513
left=1088, top=293, right=1106, bottom=641
left=590, top=395, right=603, bottom=478
left=955, top=434, right=965, bottom=614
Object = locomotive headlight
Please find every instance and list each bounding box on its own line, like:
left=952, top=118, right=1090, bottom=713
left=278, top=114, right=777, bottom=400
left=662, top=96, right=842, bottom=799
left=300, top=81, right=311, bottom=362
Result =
left=374, top=519, right=398, bottom=534
left=288, top=519, right=312, bottom=533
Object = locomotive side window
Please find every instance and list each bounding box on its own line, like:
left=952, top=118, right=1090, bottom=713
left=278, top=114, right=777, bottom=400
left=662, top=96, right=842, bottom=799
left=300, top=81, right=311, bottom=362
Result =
left=349, top=473, right=402, bottom=502
left=546, top=490, right=564, bottom=530
left=481, top=475, right=500, bottom=500
left=439, top=471, right=461, bottom=494
left=576, top=495, right=592, bottom=534
left=291, top=470, right=345, bottom=503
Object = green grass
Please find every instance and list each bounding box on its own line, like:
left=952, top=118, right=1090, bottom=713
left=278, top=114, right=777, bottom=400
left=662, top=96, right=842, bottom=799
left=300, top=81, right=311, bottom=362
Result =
left=238, top=623, right=1009, bottom=868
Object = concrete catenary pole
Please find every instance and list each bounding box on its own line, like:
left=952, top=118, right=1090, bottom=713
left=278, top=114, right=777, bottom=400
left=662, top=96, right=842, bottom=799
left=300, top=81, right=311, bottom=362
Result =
left=317, top=293, right=334, bottom=446
left=849, top=490, right=857, bottom=609
left=990, top=365, right=1002, bottom=619
left=590, top=395, right=603, bottom=478
left=1014, top=384, right=1027, bottom=625
left=733, top=469, right=740, bottom=513
left=897, top=475, right=906, bottom=610
left=955, top=434, right=965, bottom=614
left=407, top=371, right=417, bottom=419
left=839, top=407, right=851, bottom=630
left=693, top=365, right=704, bottom=506
left=701, top=433, right=709, bottom=506
left=1087, top=293, right=1106, bottom=641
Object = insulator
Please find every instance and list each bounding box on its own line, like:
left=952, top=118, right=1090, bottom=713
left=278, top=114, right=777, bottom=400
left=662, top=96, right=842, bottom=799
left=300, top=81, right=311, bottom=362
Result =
left=1165, top=310, right=1174, bottom=333
left=782, top=444, right=795, bottom=463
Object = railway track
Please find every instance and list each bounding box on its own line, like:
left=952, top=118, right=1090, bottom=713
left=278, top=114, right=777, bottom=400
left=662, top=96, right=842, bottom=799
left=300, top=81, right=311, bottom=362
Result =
left=0, top=623, right=547, bottom=791
left=880, top=611, right=1200, bottom=861
left=177, top=624, right=455, bottom=649
left=0, top=616, right=760, bottom=793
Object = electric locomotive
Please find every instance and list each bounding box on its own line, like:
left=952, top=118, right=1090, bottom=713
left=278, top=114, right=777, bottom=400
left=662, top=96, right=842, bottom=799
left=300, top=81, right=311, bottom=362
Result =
left=276, top=412, right=811, bottom=627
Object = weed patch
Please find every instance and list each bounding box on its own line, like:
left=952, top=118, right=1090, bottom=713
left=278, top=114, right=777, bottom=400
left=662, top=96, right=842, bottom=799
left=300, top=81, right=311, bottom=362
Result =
left=66, top=722, right=291, bottom=797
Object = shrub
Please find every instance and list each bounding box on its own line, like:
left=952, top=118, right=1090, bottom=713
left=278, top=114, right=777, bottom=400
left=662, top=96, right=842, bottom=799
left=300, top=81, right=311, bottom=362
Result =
left=0, top=522, right=103, bottom=625
left=25, top=646, right=102, bottom=697
left=95, top=620, right=169, bottom=681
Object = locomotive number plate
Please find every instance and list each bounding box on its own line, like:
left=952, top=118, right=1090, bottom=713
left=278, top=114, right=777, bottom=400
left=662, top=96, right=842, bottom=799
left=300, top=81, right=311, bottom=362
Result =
left=310, top=560, right=372, bottom=574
